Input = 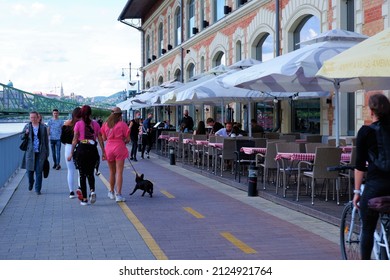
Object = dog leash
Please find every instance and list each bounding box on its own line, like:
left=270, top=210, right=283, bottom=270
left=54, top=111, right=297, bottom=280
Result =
left=126, top=155, right=139, bottom=176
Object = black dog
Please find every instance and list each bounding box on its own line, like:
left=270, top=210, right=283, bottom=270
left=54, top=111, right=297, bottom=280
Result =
left=130, top=173, right=153, bottom=197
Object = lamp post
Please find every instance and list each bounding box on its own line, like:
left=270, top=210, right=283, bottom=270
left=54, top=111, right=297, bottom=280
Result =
left=121, top=62, right=141, bottom=98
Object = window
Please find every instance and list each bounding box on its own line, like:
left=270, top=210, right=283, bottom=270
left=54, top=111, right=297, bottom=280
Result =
left=187, top=63, right=195, bottom=80
left=293, top=15, right=320, bottom=50
left=214, top=51, right=225, bottom=66
left=214, top=0, right=224, bottom=22
left=291, top=99, right=321, bottom=134
left=174, top=69, right=182, bottom=82
left=145, top=35, right=150, bottom=64
left=158, top=76, right=163, bottom=85
left=236, top=40, right=242, bottom=62
left=200, top=56, right=205, bottom=73
left=175, top=8, right=181, bottom=46
left=158, top=23, right=164, bottom=57
left=200, top=0, right=205, bottom=31
left=254, top=33, right=274, bottom=62
left=188, top=0, right=195, bottom=38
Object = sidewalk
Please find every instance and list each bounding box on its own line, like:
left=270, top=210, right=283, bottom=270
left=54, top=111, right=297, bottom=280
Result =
left=0, top=148, right=341, bottom=260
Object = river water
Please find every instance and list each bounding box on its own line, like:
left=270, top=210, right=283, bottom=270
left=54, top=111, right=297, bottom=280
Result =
left=0, top=123, right=27, bottom=138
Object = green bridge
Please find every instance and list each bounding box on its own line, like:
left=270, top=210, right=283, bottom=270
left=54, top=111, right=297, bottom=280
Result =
left=0, top=82, right=110, bottom=118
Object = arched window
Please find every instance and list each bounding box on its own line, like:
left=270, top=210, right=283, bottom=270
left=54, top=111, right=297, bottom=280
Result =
left=200, top=0, right=205, bottom=31
left=214, top=0, right=224, bottom=22
left=235, top=40, right=242, bottom=62
left=200, top=56, right=205, bottom=73
left=187, top=0, right=195, bottom=39
left=213, top=51, right=225, bottom=67
left=187, top=63, right=195, bottom=80
left=145, top=35, right=151, bottom=64
left=174, top=7, right=181, bottom=46
left=174, top=69, right=182, bottom=82
left=158, top=76, right=164, bottom=85
left=293, top=15, right=320, bottom=50
left=254, top=33, right=274, bottom=62
left=158, top=23, right=164, bottom=57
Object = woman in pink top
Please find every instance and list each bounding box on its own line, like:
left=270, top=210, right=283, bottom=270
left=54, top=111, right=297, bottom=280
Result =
left=101, top=107, right=130, bottom=202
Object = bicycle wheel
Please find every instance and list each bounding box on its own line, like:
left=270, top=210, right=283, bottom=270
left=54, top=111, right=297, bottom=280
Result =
left=340, top=202, right=361, bottom=260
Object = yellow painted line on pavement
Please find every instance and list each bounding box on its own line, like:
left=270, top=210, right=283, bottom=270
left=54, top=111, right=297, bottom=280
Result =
left=183, top=207, right=205, bottom=219
left=99, top=174, right=168, bottom=260
left=221, top=232, right=257, bottom=254
left=160, top=190, right=175, bottom=198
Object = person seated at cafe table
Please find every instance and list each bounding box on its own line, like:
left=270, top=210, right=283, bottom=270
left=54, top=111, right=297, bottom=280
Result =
left=215, top=122, right=233, bottom=137
left=206, top=117, right=224, bottom=135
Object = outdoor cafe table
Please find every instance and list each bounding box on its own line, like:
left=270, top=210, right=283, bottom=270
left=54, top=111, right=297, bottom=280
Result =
left=240, top=147, right=267, bottom=155
left=275, top=152, right=351, bottom=163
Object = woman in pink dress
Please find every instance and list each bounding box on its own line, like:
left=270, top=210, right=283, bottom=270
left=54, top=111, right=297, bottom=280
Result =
left=101, top=107, right=130, bottom=202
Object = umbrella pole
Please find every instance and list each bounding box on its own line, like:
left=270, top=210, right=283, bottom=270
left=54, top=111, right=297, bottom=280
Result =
left=334, top=80, right=340, bottom=147
left=248, top=99, right=252, bottom=137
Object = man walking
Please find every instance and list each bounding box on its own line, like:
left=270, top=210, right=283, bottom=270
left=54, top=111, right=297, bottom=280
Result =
left=141, top=112, right=153, bottom=159
left=48, top=108, right=64, bottom=170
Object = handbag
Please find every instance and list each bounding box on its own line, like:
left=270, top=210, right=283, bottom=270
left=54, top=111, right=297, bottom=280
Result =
left=368, top=196, right=390, bottom=214
left=43, top=159, right=50, bottom=178
left=19, top=137, right=28, bottom=151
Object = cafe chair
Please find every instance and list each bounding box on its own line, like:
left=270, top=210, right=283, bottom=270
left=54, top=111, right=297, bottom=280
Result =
left=296, top=147, right=342, bottom=205
left=234, top=139, right=255, bottom=183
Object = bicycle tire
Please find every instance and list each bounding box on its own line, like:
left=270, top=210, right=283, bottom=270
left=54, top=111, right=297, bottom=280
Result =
left=340, top=202, right=361, bottom=260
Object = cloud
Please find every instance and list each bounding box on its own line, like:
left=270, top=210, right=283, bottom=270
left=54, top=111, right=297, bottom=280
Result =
left=12, top=2, right=46, bottom=17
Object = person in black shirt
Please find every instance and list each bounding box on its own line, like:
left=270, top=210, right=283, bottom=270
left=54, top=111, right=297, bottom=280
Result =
left=141, top=113, right=153, bottom=159
left=206, top=117, right=224, bottom=135
left=353, top=93, right=390, bottom=259
left=129, top=111, right=141, bottom=161
left=180, top=110, right=194, bottom=132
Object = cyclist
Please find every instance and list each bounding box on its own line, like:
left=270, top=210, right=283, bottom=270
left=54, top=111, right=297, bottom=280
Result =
left=353, top=93, right=390, bottom=259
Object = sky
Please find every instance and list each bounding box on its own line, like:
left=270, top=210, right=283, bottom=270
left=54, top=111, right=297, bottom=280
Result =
left=0, top=0, right=141, bottom=98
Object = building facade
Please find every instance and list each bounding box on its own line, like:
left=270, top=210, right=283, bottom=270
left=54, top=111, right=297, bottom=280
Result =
left=119, top=0, right=389, bottom=136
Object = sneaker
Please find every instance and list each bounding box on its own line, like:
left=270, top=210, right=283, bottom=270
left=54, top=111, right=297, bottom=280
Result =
left=28, top=185, right=33, bottom=191
left=130, top=157, right=134, bottom=160
left=115, top=194, right=126, bottom=202
left=76, top=189, right=83, bottom=201
left=107, top=191, right=115, bottom=200
left=52, top=164, right=57, bottom=169
left=80, top=200, right=88, bottom=206
left=55, top=164, right=61, bottom=170
left=90, top=192, right=96, bottom=204
left=69, top=191, right=76, bottom=199
left=133, top=158, right=138, bottom=162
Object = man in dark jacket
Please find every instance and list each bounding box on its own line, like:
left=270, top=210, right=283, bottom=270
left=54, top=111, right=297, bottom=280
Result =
left=141, top=112, right=153, bottom=159
left=180, top=110, right=194, bottom=132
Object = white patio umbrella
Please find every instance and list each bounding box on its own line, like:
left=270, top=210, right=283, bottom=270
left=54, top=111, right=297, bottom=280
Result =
left=221, top=29, right=368, bottom=143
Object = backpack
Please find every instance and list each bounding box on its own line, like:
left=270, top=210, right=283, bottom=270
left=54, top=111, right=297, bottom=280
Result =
left=369, top=122, right=390, bottom=172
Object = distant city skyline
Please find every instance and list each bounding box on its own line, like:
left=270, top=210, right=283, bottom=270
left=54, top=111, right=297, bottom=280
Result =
left=0, top=0, right=141, bottom=98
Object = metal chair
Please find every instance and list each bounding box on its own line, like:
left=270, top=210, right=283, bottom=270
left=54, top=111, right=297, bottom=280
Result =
left=297, top=147, right=342, bottom=205
left=216, top=138, right=236, bottom=176
left=234, top=139, right=255, bottom=183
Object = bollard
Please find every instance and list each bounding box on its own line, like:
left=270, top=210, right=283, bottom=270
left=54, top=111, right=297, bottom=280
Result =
left=248, top=163, right=258, bottom=196
left=169, top=145, right=176, bottom=165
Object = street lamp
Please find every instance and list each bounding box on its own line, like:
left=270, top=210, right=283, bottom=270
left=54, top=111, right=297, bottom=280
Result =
left=121, top=62, right=140, bottom=82
left=121, top=62, right=141, bottom=98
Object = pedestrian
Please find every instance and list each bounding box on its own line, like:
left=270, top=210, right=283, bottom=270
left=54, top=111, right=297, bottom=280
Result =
left=215, top=121, right=233, bottom=137
left=129, top=111, right=141, bottom=161
left=61, top=107, right=81, bottom=199
left=101, top=107, right=130, bottom=202
left=251, top=118, right=264, bottom=133
left=206, top=117, right=224, bottom=135
left=353, top=93, right=390, bottom=259
left=21, top=111, right=50, bottom=195
left=48, top=108, right=64, bottom=170
left=194, top=120, right=206, bottom=135
left=141, top=112, right=153, bottom=159
left=67, top=105, right=105, bottom=206
left=180, top=109, right=194, bottom=132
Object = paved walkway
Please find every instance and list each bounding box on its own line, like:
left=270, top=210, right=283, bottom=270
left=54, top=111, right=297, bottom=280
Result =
left=0, top=147, right=341, bottom=260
